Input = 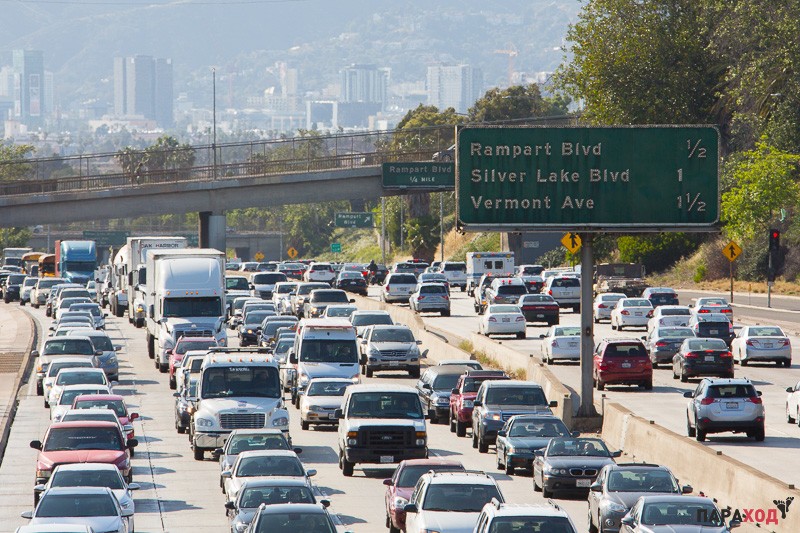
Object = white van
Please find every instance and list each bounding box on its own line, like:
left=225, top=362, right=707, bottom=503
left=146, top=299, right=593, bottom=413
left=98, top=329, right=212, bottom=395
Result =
left=466, top=252, right=515, bottom=295
left=289, top=318, right=360, bottom=407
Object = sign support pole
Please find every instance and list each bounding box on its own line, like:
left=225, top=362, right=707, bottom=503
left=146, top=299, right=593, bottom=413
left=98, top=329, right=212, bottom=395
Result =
left=767, top=253, right=773, bottom=308
left=381, top=197, right=387, bottom=265
left=729, top=260, right=734, bottom=303
left=578, top=233, right=597, bottom=417
left=439, top=192, right=444, bottom=263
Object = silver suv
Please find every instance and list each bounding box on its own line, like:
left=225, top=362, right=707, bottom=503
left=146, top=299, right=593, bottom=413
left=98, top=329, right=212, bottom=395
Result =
left=359, top=324, right=426, bottom=378
left=381, top=273, right=418, bottom=303
left=684, top=378, right=765, bottom=442
left=475, top=500, right=578, bottom=533
left=543, top=276, right=581, bottom=312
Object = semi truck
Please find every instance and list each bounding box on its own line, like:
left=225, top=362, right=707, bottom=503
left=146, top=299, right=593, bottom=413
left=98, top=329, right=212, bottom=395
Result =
left=144, top=248, right=227, bottom=372
left=3, top=247, right=33, bottom=268
left=54, top=240, right=97, bottom=285
left=109, top=245, right=129, bottom=318
left=124, top=236, right=187, bottom=327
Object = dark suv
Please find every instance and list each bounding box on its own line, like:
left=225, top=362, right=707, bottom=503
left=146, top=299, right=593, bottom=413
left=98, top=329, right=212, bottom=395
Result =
left=415, top=365, right=471, bottom=424
left=471, top=380, right=557, bottom=453
left=449, top=370, right=509, bottom=436
left=593, top=338, right=653, bottom=391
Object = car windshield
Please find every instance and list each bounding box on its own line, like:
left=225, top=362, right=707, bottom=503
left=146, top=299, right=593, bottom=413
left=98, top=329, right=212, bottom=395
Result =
left=347, top=392, right=423, bottom=419
left=421, top=483, right=502, bottom=512
left=371, top=329, right=414, bottom=343
left=310, top=291, right=349, bottom=303
left=395, top=464, right=465, bottom=488
left=661, top=308, right=690, bottom=316
left=239, top=485, right=314, bottom=508
left=253, top=273, right=287, bottom=284
left=62, top=412, right=118, bottom=424
left=607, top=470, right=678, bottom=492
left=56, top=371, right=105, bottom=386
left=201, top=366, right=281, bottom=398
left=299, top=339, right=357, bottom=363
left=508, top=419, right=570, bottom=438
left=488, top=305, right=520, bottom=314
left=44, top=427, right=123, bottom=451
left=175, top=340, right=216, bottom=354
left=485, top=387, right=547, bottom=406
left=74, top=399, right=126, bottom=417
left=51, top=469, right=124, bottom=490
left=163, top=297, right=222, bottom=317
left=547, top=438, right=610, bottom=457
left=245, top=311, right=272, bottom=325
left=236, top=456, right=304, bottom=477
left=623, top=299, right=652, bottom=307
left=488, top=517, right=574, bottom=533
left=227, top=434, right=289, bottom=454
left=36, top=493, right=118, bottom=518
left=640, top=502, right=722, bottom=526
left=43, top=339, right=95, bottom=356
left=699, top=298, right=727, bottom=306
left=306, top=381, right=349, bottom=397
left=326, top=307, right=356, bottom=318
left=351, top=314, right=393, bottom=327
left=59, top=388, right=106, bottom=405
left=604, top=343, right=647, bottom=357
left=554, top=327, right=581, bottom=337
left=659, top=328, right=694, bottom=338
left=254, top=511, right=335, bottom=533
left=432, top=374, right=461, bottom=390
left=87, top=336, right=114, bottom=351
left=750, top=327, right=785, bottom=337
left=687, top=339, right=728, bottom=351
left=227, top=278, right=250, bottom=290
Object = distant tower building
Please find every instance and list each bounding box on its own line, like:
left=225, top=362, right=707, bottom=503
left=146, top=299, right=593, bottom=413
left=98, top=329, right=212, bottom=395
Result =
left=11, top=50, right=46, bottom=128
left=340, top=64, right=389, bottom=109
left=113, top=55, right=173, bottom=127
left=426, top=64, right=483, bottom=114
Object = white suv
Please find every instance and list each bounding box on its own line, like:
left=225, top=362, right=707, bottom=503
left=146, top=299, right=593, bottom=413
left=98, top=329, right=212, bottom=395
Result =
left=304, top=262, right=336, bottom=284
left=440, top=261, right=468, bottom=291
left=404, top=470, right=505, bottom=533
left=474, top=500, right=578, bottom=533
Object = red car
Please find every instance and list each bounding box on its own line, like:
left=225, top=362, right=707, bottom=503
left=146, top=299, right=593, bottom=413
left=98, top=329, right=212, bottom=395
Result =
left=593, top=338, right=653, bottom=391
left=71, top=394, right=139, bottom=441
left=168, top=336, right=218, bottom=389
left=383, top=459, right=465, bottom=533
left=448, top=370, right=509, bottom=437
left=29, top=420, right=137, bottom=485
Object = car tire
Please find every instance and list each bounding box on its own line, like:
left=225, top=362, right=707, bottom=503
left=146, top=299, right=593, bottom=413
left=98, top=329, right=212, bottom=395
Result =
left=680, top=369, right=688, bottom=383
left=505, top=456, right=515, bottom=475
left=533, top=473, right=541, bottom=492
left=341, top=456, right=354, bottom=477
left=784, top=359, right=792, bottom=368
left=595, top=378, right=604, bottom=391
left=696, top=429, right=706, bottom=442
left=36, top=382, right=43, bottom=396
left=301, top=420, right=309, bottom=430
left=496, top=453, right=504, bottom=470
left=472, top=430, right=479, bottom=448
left=177, top=424, right=186, bottom=434
left=44, top=398, right=49, bottom=408
left=115, top=305, right=124, bottom=318
left=741, top=359, right=748, bottom=366
left=542, top=484, right=552, bottom=498
left=441, top=310, right=450, bottom=317
left=754, top=426, right=765, bottom=441
left=478, top=435, right=489, bottom=453
left=147, top=334, right=155, bottom=359
left=456, top=420, right=467, bottom=437
left=611, top=322, right=617, bottom=331
left=449, top=414, right=456, bottom=433
left=169, top=376, right=176, bottom=390
left=643, top=380, right=653, bottom=391
left=388, top=518, right=400, bottom=533
left=365, top=367, right=373, bottom=378
left=588, top=510, right=598, bottom=533
left=687, top=416, right=696, bottom=437
left=408, top=367, right=420, bottom=378
left=193, top=446, right=204, bottom=461
left=159, top=362, right=167, bottom=373
left=516, top=332, right=526, bottom=340
left=792, top=406, right=798, bottom=424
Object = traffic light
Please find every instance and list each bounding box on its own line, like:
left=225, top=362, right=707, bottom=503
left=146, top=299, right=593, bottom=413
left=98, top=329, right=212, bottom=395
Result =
left=769, top=229, right=780, bottom=251
left=768, top=263, right=776, bottom=282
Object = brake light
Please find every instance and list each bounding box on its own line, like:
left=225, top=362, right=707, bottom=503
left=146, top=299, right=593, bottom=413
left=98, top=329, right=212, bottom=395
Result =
left=685, top=352, right=699, bottom=359
left=494, top=296, right=502, bottom=302
left=417, top=296, right=424, bottom=301
left=646, top=310, right=653, bottom=318
left=385, top=285, right=390, bottom=292
left=721, top=351, right=732, bottom=358
left=700, top=398, right=715, bottom=405
left=746, top=340, right=754, bottom=346
left=698, top=309, right=710, bottom=313
left=515, top=316, right=525, bottom=322
left=551, top=340, right=559, bottom=348
left=443, top=295, right=449, bottom=300
left=721, top=309, right=732, bottom=313
left=782, top=339, right=791, bottom=347
left=597, top=303, right=607, bottom=309
left=659, top=319, right=665, bottom=325
left=747, top=396, right=762, bottom=404
left=621, top=310, right=630, bottom=316
left=488, top=317, right=497, bottom=322
left=548, top=290, right=553, bottom=295
left=655, top=341, right=668, bottom=347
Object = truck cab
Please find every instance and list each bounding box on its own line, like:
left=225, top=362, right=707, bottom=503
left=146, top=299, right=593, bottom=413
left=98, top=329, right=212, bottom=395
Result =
left=191, top=350, right=289, bottom=461
left=56, top=240, right=97, bottom=286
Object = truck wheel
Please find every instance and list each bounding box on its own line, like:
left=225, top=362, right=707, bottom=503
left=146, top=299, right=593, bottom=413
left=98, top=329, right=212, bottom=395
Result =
left=516, top=332, right=526, bottom=339
left=301, top=420, right=309, bottom=430
left=135, top=318, right=144, bottom=329
left=449, top=414, right=456, bottom=433
left=365, top=367, right=373, bottom=378
left=456, top=420, right=467, bottom=437
left=408, top=367, right=420, bottom=378
left=177, top=423, right=186, bottom=434
left=147, top=334, right=155, bottom=359
left=478, top=434, right=489, bottom=453
left=341, top=455, right=354, bottom=477
left=169, top=376, right=176, bottom=390
left=193, top=446, right=204, bottom=461
left=36, top=382, right=43, bottom=396
left=441, top=310, right=450, bottom=317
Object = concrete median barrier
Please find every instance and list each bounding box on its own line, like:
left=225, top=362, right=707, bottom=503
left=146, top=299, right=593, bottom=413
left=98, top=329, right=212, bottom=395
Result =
left=603, top=401, right=796, bottom=532
left=0, top=306, right=37, bottom=462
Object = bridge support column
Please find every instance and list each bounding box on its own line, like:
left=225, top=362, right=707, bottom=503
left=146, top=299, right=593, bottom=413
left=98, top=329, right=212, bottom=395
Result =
left=199, top=211, right=227, bottom=254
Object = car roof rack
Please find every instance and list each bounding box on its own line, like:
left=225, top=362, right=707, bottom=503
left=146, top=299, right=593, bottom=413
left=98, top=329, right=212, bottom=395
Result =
left=428, top=469, right=488, bottom=478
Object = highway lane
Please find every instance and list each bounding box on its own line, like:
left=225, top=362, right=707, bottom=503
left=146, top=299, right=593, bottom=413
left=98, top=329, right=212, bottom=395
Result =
left=369, top=287, right=800, bottom=488
left=0, top=302, right=592, bottom=533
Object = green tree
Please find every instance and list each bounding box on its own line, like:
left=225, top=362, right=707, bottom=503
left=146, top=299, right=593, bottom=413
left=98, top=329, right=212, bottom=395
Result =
left=617, top=233, right=702, bottom=273
left=556, top=0, right=719, bottom=125
left=468, top=84, right=569, bottom=123
left=0, top=143, right=35, bottom=181
left=721, top=140, right=800, bottom=241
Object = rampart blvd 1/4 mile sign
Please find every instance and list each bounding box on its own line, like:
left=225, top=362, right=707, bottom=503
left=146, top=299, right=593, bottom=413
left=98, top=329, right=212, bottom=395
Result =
left=456, top=126, right=719, bottom=232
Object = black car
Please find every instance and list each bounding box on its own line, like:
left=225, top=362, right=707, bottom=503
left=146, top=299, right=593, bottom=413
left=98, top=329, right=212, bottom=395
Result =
left=239, top=310, right=274, bottom=347
left=533, top=437, right=620, bottom=498
left=495, top=414, right=573, bottom=474
left=369, top=264, right=390, bottom=285
left=416, top=365, right=471, bottom=424
left=517, top=294, right=560, bottom=325
left=672, top=338, right=733, bottom=382
left=335, top=271, right=368, bottom=296
left=4, top=273, right=26, bottom=303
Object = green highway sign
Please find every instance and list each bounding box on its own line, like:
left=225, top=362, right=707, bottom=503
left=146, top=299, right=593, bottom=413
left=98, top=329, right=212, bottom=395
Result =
left=331, top=243, right=342, bottom=253
left=382, top=162, right=454, bottom=189
left=456, top=126, right=719, bottom=232
left=334, top=212, right=374, bottom=228
left=82, top=230, right=129, bottom=246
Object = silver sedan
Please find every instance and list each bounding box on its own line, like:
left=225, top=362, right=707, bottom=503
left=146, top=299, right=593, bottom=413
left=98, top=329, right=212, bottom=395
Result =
left=730, top=325, right=792, bottom=367
left=539, top=326, right=581, bottom=364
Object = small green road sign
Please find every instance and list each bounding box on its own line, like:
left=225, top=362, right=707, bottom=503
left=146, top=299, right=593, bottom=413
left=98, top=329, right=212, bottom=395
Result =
left=335, top=212, right=374, bottom=228
left=331, top=243, right=342, bottom=253
left=82, top=230, right=129, bottom=246
left=456, top=126, right=719, bottom=232
left=382, top=162, right=455, bottom=189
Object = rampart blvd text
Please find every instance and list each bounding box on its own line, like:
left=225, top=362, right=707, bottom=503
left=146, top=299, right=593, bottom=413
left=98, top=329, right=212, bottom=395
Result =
left=469, top=141, right=602, bottom=158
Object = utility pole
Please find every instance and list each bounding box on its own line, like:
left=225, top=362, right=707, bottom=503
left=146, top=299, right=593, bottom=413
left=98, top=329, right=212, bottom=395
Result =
left=381, top=197, right=387, bottom=265
left=439, top=191, right=444, bottom=262
left=400, top=199, right=405, bottom=251
left=212, top=67, right=217, bottom=179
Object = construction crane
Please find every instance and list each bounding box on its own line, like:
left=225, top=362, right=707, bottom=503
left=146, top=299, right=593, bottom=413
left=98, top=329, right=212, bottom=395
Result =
left=494, top=44, right=518, bottom=87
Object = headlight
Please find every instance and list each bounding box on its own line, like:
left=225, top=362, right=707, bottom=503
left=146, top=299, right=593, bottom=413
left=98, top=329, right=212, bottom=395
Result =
left=392, top=496, right=408, bottom=509
left=484, top=412, right=501, bottom=420
left=195, top=417, right=214, bottom=428
left=544, top=465, right=568, bottom=475
left=271, top=416, right=289, bottom=427
left=350, top=374, right=360, bottom=383
left=36, top=469, right=51, bottom=479
left=307, top=405, right=323, bottom=412
left=247, top=329, right=253, bottom=334
left=368, top=347, right=381, bottom=356
left=603, top=501, right=627, bottom=513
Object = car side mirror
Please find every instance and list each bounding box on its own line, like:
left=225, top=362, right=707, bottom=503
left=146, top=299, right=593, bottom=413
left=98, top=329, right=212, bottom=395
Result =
left=225, top=501, right=236, bottom=510
left=422, top=383, right=432, bottom=390
left=212, top=448, right=224, bottom=459
left=451, top=388, right=459, bottom=395
left=34, top=484, right=45, bottom=493
left=788, top=387, right=794, bottom=393
left=360, top=340, right=367, bottom=345
left=382, top=479, right=392, bottom=486
left=96, top=350, right=104, bottom=356
left=590, top=482, right=602, bottom=492
left=114, top=345, right=122, bottom=351
left=173, top=392, right=180, bottom=398
left=128, top=483, right=140, bottom=491
left=757, top=391, right=762, bottom=396
left=534, top=449, right=544, bottom=457
left=127, top=438, right=138, bottom=449
left=293, top=447, right=303, bottom=455
left=640, top=336, right=646, bottom=340
left=621, top=517, right=634, bottom=527
left=611, top=450, right=622, bottom=458
left=683, top=391, right=693, bottom=398
left=130, top=413, right=139, bottom=420
left=249, top=284, right=255, bottom=290
left=497, top=430, right=507, bottom=437
left=350, top=299, right=355, bottom=303
left=403, top=503, right=419, bottom=514
left=289, top=351, right=297, bottom=365
left=473, top=400, right=482, bottom=407
left=29, top=440, right=42, bottom=450
left=221, top=470, right=232, bottom=479
left=548, top=400, right=558, bottom=408
left=729, top=519, right=741, bottom=529
left=539, top=334, right=545, bottom=339
left=31, top=350, right=38, bottom=357
left=48, top=325, right=55, bottom=331
left=334, top=409, right=343, bottom=420
left=306, top=468, right=317, bottom=477
left=571, top=431, right=581, bottom=438
left=20, top=510, right=33, bottom=519
left=682, top=485, right=693, bottom=494
left=421, top=349, right=429, bottom=358
left=121, top=508, right=134, bottom=517
left=320, top=499, right=331, bottom=508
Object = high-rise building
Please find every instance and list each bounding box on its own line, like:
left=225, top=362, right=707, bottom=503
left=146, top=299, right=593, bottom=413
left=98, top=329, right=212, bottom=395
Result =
left=340, top=64, right=389, bottom=109
left=11, top=50, right=46, bottom=128
left=114, top=55, right=173, bottom=127
left=426, top=64, right=483, bottom=114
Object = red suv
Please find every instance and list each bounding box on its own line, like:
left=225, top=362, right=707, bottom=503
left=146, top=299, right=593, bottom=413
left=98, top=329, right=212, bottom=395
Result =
left=168, top=336, right=218, bottom=389
left=448, top=370, right=509, bottom=436
left=29, top=421, right=137, bottom=485
left=593, top=339, right=653, bottom=391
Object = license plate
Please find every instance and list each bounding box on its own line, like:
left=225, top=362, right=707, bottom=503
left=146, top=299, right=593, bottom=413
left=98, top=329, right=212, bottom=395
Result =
left=704, top=356, right=715, bottom=362
left=389, top=360, right=401, bottom=366
left=502, top=318, right=510, bottom=322
left=537, top=314, right=545, bottom=318
left=576, top=479, right=592, bottom=487
left=725, top=402, right=739, bottom=410
left=621, top=362, right=632, bottom=368
left=763, top=343, right=773, bottom=348
left=569, top=342, right=578, bottom=348
left=635, top=312, right=642, bottom=317
left=380, top=456, right=394, bottom=463
left=710, top=329, right=718, bottom=334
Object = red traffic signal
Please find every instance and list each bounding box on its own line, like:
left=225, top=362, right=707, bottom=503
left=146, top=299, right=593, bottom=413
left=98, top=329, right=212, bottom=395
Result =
left=769, top=229, right=780, bottom=251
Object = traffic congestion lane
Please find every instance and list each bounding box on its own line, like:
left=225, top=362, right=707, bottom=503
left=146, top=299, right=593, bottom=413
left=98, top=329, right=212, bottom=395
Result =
left=0, top=303, right=592, bottom=533
left=369, top=287, right=800, bottom=488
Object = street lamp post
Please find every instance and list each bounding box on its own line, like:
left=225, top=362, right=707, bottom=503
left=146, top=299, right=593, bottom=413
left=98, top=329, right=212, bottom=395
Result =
left=212, top=67, right=217, bottom=179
